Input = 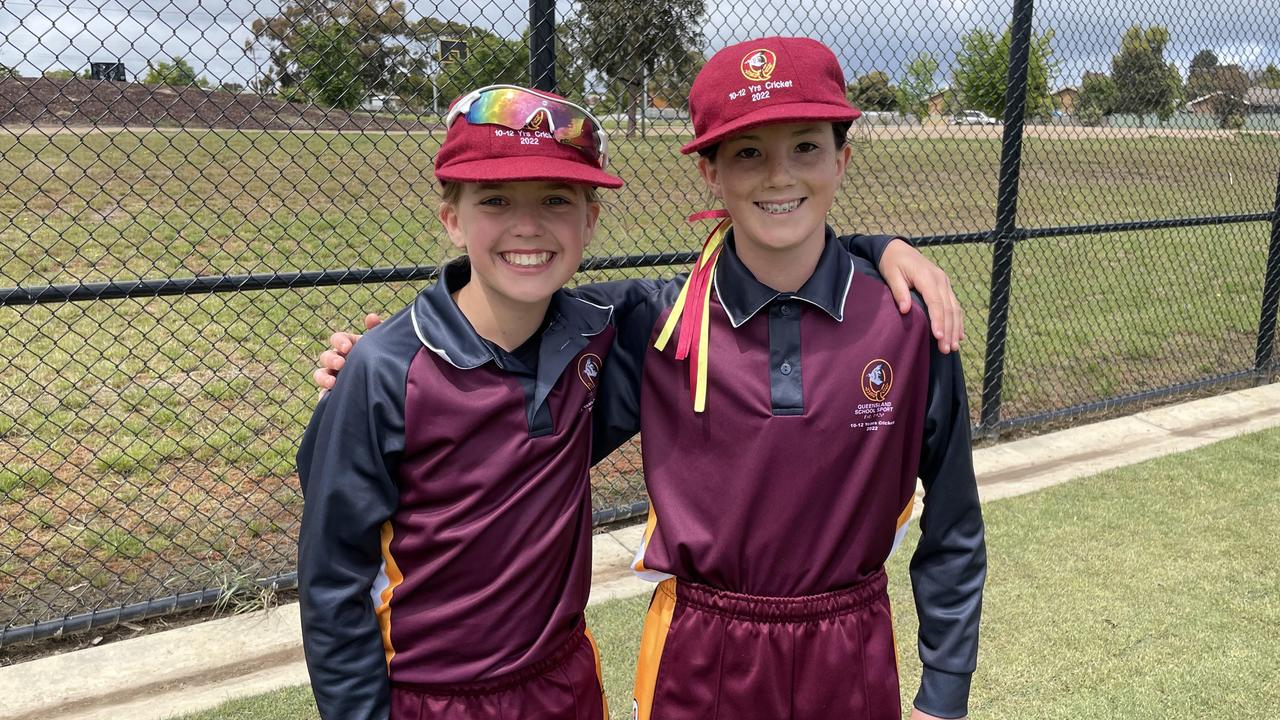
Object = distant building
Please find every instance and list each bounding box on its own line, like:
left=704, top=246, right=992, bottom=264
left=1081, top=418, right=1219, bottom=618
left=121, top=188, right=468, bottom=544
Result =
left=1051, top=85, right=1079, bottom=115
left=1186, top=91, right=1222, bottom=114
left=360, top=94, right=404, bottom=113
left=1245, top=86, right=1280, bottom=113
left=925, top=87, right=954, bottom=116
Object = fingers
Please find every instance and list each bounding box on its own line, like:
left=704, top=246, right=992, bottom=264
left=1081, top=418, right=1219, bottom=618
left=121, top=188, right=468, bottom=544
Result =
left=328, top=331, right=353, bottom=355
left=887, top=268, right=913, bottom=315
left=364, top=313, right=383, bottom=331
left=312, top=366, right=336, bottom=391
left=320, top=349, right=345, bottom=373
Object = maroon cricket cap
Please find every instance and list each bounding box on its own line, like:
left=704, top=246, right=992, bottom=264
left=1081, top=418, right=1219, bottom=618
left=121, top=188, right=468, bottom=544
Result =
left=435, top=88, right=623, bottom=188
left=681, top=36, right=861, bottom=155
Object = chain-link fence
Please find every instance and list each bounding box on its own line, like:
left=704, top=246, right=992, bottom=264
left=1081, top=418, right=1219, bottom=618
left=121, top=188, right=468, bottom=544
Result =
left=1, top=0, right=1277, bottom=648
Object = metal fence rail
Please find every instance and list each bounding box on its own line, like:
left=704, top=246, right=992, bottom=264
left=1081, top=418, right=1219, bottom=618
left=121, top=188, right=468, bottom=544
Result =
left=1, top=0, right=1277, bottom=647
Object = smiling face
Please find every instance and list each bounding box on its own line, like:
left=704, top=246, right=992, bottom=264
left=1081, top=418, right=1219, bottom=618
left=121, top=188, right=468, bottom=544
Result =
left=698, top=122, right=851, bottom=278
left=439, top=180, right=599, bottom=308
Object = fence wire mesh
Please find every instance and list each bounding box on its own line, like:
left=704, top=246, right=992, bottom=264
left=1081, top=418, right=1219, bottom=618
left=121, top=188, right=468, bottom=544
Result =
left=1, top=0, right=1278, bottom=647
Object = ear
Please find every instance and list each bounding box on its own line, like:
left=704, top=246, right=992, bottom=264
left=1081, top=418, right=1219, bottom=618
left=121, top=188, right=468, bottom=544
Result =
left=835, top=143, right=852, bottom=179
left=583, top=199, right=601, bottom=249
left=439, top=200, right=466, bottom=251
left=697, top=155, right=722, bottom=199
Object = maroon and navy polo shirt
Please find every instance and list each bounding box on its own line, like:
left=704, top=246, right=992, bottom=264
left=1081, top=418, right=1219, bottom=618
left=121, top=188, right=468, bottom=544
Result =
left=296, top=259, right=615, bottom=719
left=591, top=228, right=988, bottom=719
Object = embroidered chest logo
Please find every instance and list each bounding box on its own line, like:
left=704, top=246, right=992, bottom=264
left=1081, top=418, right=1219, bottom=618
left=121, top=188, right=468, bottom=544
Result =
left=861, top=359, right=893, bottom=402
left=578, top=353, right=602, bottom=390
left=852, top=358, right=897, bottom=432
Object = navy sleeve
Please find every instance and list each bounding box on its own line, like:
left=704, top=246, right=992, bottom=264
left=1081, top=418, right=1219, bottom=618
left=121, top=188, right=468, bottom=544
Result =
left=573, top=277, right=667, bottom=315
left=839, top=233, right=899, bottom=268
left=296, top=329, right=408, bottom=720
left=588, top=277, right=685, bottom=464
left=910, top=342, right=987, bottom=719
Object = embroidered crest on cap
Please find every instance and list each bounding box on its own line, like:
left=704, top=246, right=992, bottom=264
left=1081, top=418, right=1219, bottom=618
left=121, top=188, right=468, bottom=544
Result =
left=861, top=359, right=894, bottom=402
left=740, top=49, right=777, bottom=81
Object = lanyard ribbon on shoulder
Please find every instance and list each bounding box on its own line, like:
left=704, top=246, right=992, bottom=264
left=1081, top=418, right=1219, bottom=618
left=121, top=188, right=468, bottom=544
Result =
left=654, top=210, right=731, bottom=413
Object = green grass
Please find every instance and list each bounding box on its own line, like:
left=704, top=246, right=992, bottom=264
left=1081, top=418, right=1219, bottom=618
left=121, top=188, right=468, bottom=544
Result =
left=1, top=126, right=1276, bottom=628
left=174, top=426, right=1280, bottom=719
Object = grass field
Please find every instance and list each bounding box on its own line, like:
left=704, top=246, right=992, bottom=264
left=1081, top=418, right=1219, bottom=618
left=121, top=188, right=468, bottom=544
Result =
left=0, top=125, right=1276, bottom=633
left=172, top=426, right=1280, bottom=720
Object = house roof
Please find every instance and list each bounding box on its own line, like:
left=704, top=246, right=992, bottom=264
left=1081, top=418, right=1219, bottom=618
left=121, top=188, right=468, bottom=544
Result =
left=1245, top=86, right=1280, bottom=105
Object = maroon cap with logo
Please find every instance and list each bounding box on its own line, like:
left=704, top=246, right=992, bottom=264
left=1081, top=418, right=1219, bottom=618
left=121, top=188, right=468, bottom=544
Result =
left=681, top=36, right=861, bottom=155
left=435, top=88, right=623, bottom=188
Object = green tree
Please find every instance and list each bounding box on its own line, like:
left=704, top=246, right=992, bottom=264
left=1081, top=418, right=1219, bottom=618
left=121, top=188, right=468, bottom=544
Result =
left=42, top=69, right=77, bottom=81
left=144, top=57, right=210, bottom=88
left=1110, top=25, right=1175, bottom=125
left=1189, top=49, right=1218, bottom=73
left=846, top=71, right=897, bottom=112
left=1188, top=63, right=1248, bottom=101
left=250, top=1, right=468, bottom=107
left=896, top=52, right=939, bottom=120
left=951, top=26, right=1057, bottom=120
left=1261, top=64, right=1280, bottom=90
left=1077, top=71, right=1116, bottom=126
left=1, top=64, right=22, bottom=79
left=647, top=48, right=704, bottom=111
left=576, top=0, right=705, bottom=137
left=433, top=34, right=528, bottom=107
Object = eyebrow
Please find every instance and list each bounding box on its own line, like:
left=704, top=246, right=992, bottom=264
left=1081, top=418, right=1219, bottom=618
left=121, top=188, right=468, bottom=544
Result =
left=728, top=126, right=825, bottom=143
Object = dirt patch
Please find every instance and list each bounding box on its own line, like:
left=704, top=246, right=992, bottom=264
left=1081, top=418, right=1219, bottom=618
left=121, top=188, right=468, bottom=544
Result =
left=0, top=78, right=430, bottom=133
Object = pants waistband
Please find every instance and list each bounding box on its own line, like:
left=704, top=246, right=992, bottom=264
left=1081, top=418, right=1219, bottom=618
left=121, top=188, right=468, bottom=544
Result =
left=391, top=621, right=588, bottom=697
left=663, top=569, right=888, bottom=623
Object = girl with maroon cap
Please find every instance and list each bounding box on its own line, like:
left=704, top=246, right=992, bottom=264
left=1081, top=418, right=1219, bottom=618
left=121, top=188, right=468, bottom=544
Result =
left=609, top=37, right=985, bottom=720
left=297, top=85, right=625, bottom=720
left=310, top=43, right=978, bottom=720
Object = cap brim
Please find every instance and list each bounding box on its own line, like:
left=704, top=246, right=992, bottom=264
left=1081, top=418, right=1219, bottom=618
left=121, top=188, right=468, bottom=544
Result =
left=680, top=102, right=861, bottom=154
left=434, top=156, right=623, bottom=188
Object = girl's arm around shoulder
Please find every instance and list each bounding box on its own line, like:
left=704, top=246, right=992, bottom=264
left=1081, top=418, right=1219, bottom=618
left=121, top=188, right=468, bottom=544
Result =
left=841, top=233, right=965, bottom=354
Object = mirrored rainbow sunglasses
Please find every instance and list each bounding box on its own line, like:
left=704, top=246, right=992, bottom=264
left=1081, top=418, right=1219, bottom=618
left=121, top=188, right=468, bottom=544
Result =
left=446, top=84, right=610, bottom=170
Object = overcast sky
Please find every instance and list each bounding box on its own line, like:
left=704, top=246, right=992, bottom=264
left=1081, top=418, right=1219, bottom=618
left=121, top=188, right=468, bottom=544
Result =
left=2, top=0, right=1277, bottom=89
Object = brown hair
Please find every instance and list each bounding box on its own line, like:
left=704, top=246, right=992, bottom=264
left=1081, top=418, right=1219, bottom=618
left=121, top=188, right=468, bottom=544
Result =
left=697, top=121, right=854, bottom=162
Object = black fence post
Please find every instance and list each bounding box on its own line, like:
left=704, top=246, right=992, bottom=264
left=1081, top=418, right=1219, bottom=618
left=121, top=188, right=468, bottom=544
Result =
left=977, top=0, right=1036, bottom=437
left=1255, top=168, right=1280, bottom=380
left=529, top=0, right=556, bottom=91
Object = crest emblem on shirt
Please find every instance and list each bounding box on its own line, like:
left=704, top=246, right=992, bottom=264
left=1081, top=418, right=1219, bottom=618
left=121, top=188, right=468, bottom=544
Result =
left=861, top=359, right=893, bottom=402
left=578, top=352, right=602, bottom=390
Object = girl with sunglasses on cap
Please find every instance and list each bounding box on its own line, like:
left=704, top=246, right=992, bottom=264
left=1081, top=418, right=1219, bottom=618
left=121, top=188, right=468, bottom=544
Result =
left=308, top=71, right=973, bottom=719
left=296, top=85, right=626, bottom=720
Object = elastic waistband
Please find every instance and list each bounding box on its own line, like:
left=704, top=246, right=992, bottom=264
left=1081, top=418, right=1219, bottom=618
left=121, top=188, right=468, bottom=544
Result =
left=664, top=569, right=888, bottom=623
left=391, top=622, right=588, bottom=697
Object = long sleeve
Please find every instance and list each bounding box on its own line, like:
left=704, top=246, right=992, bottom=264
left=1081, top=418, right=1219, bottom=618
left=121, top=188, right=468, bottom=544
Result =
left=579, top=277, right=685, bottom=464
left=910, top=343, right=987, bottom=718
left=296, top=338, right=406, bottom=720
left=839, top=232, right=899, bottom=267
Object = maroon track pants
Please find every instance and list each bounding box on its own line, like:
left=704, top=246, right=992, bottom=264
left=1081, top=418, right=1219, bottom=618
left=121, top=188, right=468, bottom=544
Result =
left=390, top=624, right=607, bottom=720
left=632, top=569, right=899, bottom=720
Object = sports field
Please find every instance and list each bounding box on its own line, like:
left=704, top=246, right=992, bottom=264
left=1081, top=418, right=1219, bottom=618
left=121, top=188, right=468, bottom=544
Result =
left=173, top=426, right=1280, bottom=719
left=0, top=126, right=1276, bottom=631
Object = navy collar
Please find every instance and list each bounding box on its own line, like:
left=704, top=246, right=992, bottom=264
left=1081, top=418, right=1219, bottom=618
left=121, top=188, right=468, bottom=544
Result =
left=712, top=226, right=855, bottom=328
left=410, top=257, right=613, bottom=370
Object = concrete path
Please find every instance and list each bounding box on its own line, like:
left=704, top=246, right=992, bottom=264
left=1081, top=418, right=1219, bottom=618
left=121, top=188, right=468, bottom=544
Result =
left=3, top=382, right=1278, bottom=720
